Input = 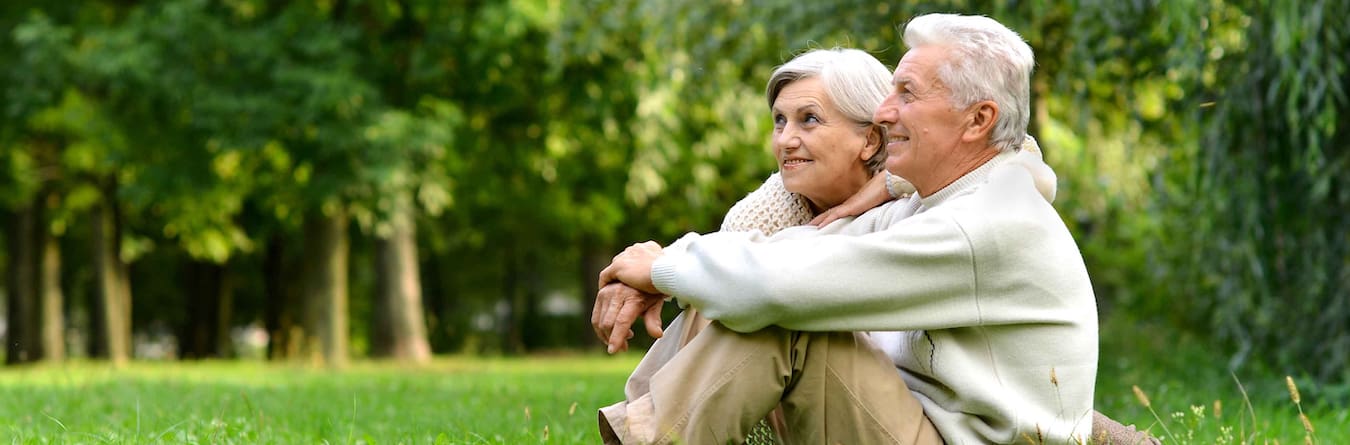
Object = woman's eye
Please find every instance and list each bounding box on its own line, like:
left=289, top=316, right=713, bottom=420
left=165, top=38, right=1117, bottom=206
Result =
left=773, top=114, right=786, bottom=126
left=804, top=114, right=820, bottom=124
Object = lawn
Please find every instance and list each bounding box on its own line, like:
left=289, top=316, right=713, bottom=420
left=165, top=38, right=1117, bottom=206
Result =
left=1090, top=315, right=1350, bottom=445
left=0, top=355, right=635, bottom=444
left=2, top=319, right=1346, bottom=444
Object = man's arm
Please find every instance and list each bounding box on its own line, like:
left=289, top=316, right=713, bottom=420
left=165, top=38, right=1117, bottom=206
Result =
left=595, top=146, right=1060, bottom=348
left=648, top=213, right=985, bottom=333
left=588, top=222, right=862, bottom=352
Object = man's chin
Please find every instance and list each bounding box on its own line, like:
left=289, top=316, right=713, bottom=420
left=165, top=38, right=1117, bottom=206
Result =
left=884, top=159, right=907, bottom=177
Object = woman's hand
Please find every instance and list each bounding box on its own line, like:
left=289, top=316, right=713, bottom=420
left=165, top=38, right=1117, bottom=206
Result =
left=810, top=172, right=894, bottom=227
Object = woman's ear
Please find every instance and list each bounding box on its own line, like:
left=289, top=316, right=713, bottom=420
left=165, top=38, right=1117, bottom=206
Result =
left=962, top=101, right=998, bottom=143
left=860, top=126, right=883, bottom=161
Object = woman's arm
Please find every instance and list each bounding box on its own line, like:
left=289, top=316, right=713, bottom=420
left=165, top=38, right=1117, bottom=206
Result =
left=808, top=172, right=912, bottom=226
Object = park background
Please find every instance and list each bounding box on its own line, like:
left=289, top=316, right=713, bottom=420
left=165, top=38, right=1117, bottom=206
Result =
left=0, top=0, right=1346, bottom=443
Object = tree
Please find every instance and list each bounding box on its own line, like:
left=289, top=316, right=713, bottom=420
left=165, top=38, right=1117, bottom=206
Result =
left=4, top=205, right=38, bottom=364
left=370, top=195, right=431, bottom=361
left=4, top=9, right=131, bottom=363
left=1147, top=0, right=1350, bottom=380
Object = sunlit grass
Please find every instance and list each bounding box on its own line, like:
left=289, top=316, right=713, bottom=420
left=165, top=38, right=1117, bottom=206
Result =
left=0, top=355, right=638, bottom=444
left=1, top=318, right=1346, bottom=444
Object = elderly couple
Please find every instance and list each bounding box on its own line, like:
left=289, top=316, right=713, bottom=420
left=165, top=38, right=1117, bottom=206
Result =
left=592, top=14, right=1154, bottom=445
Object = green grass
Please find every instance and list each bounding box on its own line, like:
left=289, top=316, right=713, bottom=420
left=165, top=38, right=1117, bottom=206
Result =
left=1, top=319, right=1346, bottom=444
left=1094, top=315, right=1350, bottom=444
left=0, top=355, right=638, bottom=444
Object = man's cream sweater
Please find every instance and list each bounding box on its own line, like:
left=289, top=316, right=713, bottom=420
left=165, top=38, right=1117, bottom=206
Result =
left=651, top=150, right=1098, bottom=444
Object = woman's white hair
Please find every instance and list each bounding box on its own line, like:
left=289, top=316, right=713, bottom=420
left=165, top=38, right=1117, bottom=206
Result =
left=903, top=13, right=1034, bottom=152
left=766, top=48, right=892, bottom=173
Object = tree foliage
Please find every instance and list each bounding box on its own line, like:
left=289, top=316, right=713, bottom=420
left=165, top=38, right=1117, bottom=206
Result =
left=1145, top=0, right=1350, bottom=380
left=0, top=0, right=1345, bottom=383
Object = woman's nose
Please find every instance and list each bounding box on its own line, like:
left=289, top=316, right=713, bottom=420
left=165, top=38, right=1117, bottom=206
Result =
left=774, top=125, right=800, bottom=149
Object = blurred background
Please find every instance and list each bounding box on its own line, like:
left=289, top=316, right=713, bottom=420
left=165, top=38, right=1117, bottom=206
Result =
left=0, top=0, right=1345, bottom=392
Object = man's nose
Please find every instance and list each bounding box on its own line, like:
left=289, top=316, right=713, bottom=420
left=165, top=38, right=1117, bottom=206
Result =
left=874, top=94, right=898, bottom=125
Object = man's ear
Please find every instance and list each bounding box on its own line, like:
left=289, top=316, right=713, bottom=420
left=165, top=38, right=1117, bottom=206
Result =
left=962, top=101, right=998, bottom=143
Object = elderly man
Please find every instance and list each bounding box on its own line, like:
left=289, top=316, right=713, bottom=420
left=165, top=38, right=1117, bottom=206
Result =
left=596, top=13, right=1098, bottom=444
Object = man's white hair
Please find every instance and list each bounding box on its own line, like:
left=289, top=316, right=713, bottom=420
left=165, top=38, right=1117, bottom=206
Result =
left=904, top=13, right=1034, bottom=152
left=766, top=48, right=893, bottom=173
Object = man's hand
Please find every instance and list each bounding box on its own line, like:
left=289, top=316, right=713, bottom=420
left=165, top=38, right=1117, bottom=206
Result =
left=597, top=241, right=664, bottom=294
left=593, top=241, right=667, bottom=354
left=591, top=282, right=665, bottom=354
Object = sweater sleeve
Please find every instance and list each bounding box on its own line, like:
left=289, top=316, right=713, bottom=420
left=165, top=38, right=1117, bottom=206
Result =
left=651, top=211, right=984, bottom=333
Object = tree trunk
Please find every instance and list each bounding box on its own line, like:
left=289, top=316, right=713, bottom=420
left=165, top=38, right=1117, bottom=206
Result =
left=216, top=268, right=234, bottom=357
left=371, top=199, right=431, bottom=362
left=92, top=188, right=132, bottom=365
left=32, top=143, right=65, bottom=361
left=39, top=226, right=65, bottom=362
left=263, top=234, right=300, bottom=360
left=88, top=270, right=106, bottom=358
left=300, top=207, right=350, bottom=367
left=500, top=249, right=546, bottom=353
left=580, top=240, right=609, bottom=347
left=521, top=252, right=546, bottom=350
left=501, top=253, right=525, bottom=354
left=420, top=252, right=452, bottom=352
left=179, top=261, right=233, bottom=359
left=180, top=262, right=215, bottom=359
left=4, top=205, right=37, bottom=364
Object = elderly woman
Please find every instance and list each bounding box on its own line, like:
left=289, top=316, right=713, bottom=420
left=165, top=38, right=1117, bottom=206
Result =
left=721, top=48, right=904, bottom=236
left=626, top=48, right=895, bottom=337
left=595, top=48, right=895, bottom=445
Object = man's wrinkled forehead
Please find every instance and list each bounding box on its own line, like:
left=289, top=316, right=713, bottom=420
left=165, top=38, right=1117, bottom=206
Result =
left=890, top=47, right=946, bottom=91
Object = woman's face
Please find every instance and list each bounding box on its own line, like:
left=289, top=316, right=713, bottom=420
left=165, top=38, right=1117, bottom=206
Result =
left=772, top=77, right=877, bottom=213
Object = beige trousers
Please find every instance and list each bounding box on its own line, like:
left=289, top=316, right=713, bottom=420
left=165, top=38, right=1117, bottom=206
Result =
left=599, top=310, right=943, bottom=445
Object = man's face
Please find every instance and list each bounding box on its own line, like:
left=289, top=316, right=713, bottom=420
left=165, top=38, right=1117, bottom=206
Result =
left=873, top=46, right=969, bottom=195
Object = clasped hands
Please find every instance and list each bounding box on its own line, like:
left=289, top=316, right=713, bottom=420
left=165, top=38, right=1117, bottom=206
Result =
left=592, top=241, right=667, bottom=354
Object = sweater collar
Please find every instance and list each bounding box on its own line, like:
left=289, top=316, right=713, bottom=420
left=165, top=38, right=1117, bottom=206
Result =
left=918, top=149, right=1017, bottom=209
